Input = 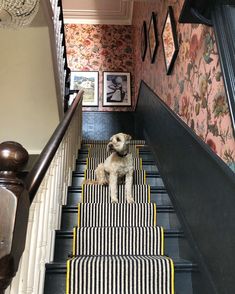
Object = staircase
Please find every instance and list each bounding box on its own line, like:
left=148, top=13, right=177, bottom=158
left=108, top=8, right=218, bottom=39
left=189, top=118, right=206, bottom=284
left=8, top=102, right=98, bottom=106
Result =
left=44, top=139, right=199, bottom=293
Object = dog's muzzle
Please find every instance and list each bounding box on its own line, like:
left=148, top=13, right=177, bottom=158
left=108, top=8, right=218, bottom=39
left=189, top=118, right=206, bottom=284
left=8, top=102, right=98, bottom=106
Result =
left=107, top=142, right=114, bottom=152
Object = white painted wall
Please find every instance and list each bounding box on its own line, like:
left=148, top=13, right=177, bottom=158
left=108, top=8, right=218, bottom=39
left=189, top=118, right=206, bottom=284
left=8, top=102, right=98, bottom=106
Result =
left=0, top=27, right=60, bottom=154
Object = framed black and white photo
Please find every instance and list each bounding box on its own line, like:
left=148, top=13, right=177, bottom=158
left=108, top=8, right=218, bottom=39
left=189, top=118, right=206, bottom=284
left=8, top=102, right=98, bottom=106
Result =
left=103, top=72, right=131, bottom=106
left=148, top=12, right=159, bottom=63
left=70, top=71, right=99, bottom=106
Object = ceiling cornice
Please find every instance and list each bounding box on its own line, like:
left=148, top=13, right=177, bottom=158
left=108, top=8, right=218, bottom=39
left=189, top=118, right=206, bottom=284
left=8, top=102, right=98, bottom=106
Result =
left=62, top=0, right=133, bottom=25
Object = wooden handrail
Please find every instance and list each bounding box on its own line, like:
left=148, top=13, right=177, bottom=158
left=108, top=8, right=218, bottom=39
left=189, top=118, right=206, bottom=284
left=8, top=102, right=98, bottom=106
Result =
left=25, top=91, right=83, bottom=202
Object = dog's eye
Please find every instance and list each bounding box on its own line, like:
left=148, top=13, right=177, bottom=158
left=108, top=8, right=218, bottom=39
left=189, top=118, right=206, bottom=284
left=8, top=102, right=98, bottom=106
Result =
left=116, top=137, right=120, bottom=142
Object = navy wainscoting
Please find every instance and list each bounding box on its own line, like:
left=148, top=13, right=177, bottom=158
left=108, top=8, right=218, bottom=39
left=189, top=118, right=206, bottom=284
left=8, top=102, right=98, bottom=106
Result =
left=82, top=111, right=138, bottom=140
left=135, top=81, right=235, bottom=294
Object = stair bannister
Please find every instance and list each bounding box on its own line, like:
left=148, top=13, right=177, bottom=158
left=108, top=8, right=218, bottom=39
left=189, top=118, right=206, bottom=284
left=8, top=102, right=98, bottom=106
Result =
left=0, top=91, right=83, bottom=294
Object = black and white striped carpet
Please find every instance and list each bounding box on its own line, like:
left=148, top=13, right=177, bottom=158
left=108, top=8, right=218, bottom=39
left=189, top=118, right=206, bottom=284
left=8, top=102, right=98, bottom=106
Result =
left=66, top=142, right=174, bottom=293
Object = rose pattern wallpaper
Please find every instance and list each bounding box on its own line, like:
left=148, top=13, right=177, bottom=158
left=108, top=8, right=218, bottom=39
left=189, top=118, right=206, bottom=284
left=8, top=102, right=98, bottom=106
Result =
left=132, top=0, right=235, bottom=171
left=65, top=1, right=235, bottom=171
left=64, top=24, right=134, bottom=111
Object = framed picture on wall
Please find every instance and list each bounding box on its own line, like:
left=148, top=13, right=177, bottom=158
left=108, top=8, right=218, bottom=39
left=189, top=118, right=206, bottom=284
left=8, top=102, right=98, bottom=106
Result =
left=70, top=71, right=99, bottom=106
left=141, top=20, right=148, bottom=61
left=148, top=12, right=159, bottom=63
left=103, top=72, right=131, bottom=106
left=161, top=6, right=179, bottom=75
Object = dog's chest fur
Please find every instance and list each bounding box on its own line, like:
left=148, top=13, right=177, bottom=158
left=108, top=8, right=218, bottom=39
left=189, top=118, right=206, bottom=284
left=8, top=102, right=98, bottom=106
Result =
left=103, top=153, right=133, bottom=176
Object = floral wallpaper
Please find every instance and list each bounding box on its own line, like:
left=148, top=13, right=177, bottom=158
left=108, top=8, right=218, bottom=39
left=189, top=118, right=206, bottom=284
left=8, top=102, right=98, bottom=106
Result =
left=64, top=2, right=235, bottom=171
left=132, top=0, right=235, bottom=171
left=64, top=24, right=134, bottom=111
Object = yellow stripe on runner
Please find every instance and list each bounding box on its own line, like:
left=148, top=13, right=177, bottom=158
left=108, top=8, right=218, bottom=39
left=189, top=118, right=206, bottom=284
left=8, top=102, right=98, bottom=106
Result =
left=161, top=227, right=164, bottom=255
left=169, top=258, right=175, bottom=294
left=73, top=227, right=76, bottom=255
left=154, top=203, right=157, bottom=226
left=148, top=185, right=150, bottom=203
left=81, top=184, right=84, bottom=203
left=77, top=203, right=81, bottom=227
left=66, top=259, right=71, bottom=294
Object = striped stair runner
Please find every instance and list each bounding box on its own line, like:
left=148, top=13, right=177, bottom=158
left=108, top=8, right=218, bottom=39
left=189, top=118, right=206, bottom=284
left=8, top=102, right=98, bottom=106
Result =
left=86, top=157, right=142, bottom=170
left=84, top=170, right=146, bottom=184
left=82, top=184, right=150, bottom=203
left=66, top=141, right=174, bottom=294
left=88, top=146, right=139, bottom=158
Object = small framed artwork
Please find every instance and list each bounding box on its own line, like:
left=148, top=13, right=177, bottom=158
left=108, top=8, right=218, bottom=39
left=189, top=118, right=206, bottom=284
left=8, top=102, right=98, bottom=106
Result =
left=141, top=21, right=147, bottom=61
left=161, top=6, right=179, bottom=75
left=70, top=71, right=99, bottom=106
left=103, top=72, right=131, bottom=106
left=148, top=12, right=159, bottom=63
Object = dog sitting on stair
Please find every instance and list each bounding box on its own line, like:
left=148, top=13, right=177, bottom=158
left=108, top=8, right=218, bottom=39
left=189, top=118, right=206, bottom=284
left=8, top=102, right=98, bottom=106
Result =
left=95, top=133, right=134, bottom=203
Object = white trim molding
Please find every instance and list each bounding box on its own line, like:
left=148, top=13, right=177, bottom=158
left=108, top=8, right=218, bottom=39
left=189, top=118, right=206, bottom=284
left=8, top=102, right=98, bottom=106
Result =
left=63, top=0, right=133, bottom=25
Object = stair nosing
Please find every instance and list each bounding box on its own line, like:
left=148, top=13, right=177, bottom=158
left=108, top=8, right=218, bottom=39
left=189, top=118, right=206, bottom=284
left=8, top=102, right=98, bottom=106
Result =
left=55, top=228, right=184, bottom=237
left=45, top=259, right=199, bottom=272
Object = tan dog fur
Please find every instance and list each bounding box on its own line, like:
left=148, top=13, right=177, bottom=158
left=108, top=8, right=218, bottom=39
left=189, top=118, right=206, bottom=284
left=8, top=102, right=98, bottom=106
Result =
left=95, top=133, right=134, bottom=203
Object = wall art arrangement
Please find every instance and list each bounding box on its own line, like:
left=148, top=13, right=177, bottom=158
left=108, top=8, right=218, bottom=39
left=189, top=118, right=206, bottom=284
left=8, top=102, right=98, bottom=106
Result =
left=148, top=12, right=159, bottom=63
left=103, top=72, right=131, bottom=106
left=161, top=6, right=179, bottom=75
left=70, top=71, right=99, bottom=106
left=70, top=71, right=132, bottom=107
left=141, top=21, right=148, bottom=61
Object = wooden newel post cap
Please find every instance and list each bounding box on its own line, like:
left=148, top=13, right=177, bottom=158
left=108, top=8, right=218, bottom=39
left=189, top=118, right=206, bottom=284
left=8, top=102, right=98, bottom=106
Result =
left=0, top=141, right=29, bottom=172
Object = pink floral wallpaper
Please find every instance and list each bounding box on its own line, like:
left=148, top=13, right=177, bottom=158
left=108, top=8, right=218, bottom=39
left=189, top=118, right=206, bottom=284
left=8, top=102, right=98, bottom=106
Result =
left=132, top=0, right=235, bottom=171
left=64, top=2, right=235, bottom=170
left=64, top=24, right=134, bottom=111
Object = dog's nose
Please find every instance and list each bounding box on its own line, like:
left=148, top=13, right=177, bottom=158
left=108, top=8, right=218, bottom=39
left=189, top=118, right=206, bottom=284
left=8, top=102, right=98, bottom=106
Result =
left=109, top=143, right=113, bottom=148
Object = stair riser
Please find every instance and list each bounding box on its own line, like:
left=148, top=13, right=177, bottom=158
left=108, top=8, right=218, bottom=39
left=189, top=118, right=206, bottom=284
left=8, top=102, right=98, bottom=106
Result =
left=44, top=269, right=195, bottom=294
left=67, top=191, right=172, bottom=206
left=60, top=210, right=181, bottom=231
left=71, top=176, right=164, bottom=187
left=53, top=235, right=190, bottom=262
left=77, top=153, right=154, bottom=161
left=76, top=162, right=158, bottom=173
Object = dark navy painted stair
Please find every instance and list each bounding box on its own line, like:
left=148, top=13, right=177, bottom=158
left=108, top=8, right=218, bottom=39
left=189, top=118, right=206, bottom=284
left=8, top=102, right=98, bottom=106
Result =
left=44, top=142, right=201, bottom=294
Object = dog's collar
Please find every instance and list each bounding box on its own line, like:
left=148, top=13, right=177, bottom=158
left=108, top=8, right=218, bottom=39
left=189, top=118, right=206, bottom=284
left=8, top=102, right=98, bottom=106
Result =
left=116, top=152, right=128, bottom=157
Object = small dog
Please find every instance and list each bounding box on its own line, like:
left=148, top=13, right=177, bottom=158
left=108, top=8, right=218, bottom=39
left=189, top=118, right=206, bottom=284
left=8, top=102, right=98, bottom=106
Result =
left=95, top=133, right=134, bottom=203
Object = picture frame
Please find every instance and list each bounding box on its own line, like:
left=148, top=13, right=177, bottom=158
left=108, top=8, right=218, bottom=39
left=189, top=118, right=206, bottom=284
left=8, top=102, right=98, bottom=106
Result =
left=148, top=12, right=159, bottom=64
left=161, top=6, right=179, bottom=75
left=141, top=21, right=147, bottom=61
left=70, top=71, right=99, bottom=106
left=103, top=72, right=131, bottom=106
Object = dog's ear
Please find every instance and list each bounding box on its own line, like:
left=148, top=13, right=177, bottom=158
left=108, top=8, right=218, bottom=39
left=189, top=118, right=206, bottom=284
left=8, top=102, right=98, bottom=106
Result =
left=109, top=135, right=114, bottom=141
left=124, top=134, right=132, bottom=142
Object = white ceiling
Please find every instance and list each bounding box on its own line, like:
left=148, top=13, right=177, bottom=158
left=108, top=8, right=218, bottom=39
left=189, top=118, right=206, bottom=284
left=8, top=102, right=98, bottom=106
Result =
left=62, top=0, right=134, bottom=25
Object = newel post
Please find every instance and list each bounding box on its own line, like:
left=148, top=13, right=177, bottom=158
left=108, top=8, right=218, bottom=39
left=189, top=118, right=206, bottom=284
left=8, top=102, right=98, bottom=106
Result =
left=0, top=142, right=29, bottom=293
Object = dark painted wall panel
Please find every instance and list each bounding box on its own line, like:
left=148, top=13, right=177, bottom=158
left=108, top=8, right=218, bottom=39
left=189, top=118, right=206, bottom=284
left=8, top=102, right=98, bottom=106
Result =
left=135, top=81, right=235, bottom=294
left=82, top=111, right=139, bottom=140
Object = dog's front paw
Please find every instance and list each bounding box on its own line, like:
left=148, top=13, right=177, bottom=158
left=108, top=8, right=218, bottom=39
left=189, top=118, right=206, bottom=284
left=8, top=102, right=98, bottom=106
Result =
left=101, top=180, right=108, bottom=185
left=111, top=197, right=118, bottom=203
left=126, top=197, right=135, bottom=204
